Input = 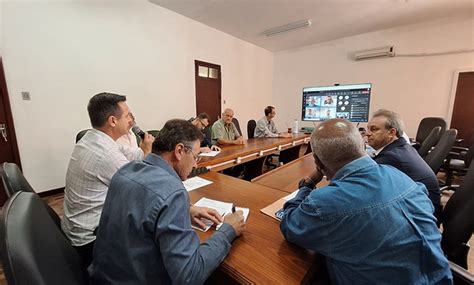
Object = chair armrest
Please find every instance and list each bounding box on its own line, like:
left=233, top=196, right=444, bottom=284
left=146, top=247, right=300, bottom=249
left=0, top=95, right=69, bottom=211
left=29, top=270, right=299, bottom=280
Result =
left=449, top=261, right=474, bottom=284
left=452, top=146, right=469, bottom=153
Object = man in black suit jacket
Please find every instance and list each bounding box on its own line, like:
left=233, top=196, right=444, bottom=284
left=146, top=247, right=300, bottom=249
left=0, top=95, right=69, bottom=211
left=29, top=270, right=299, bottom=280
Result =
left=366, top=109, right=442, bottom=220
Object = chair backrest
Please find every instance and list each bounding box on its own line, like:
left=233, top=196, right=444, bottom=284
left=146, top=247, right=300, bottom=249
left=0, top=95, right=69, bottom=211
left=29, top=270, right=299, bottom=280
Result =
left=441, top=162, right=474, bottom=268
left=0, top=192, right=88, bottom=285
left=247, top=119, right=256, bottom=139
left=232, top=118, right=242, bottom=137
left=415, top=117, right=446, bottom=145
left=0, top=162, right=35, bottom=197
left=146, top=130, right=159, bottom=137
left=75, top=129, right=90, bottom=143
left=464, top=142, right=474, bottom=168
left=418, top=126, right=442, bottom=158
left=424, top=129, right=458, bottom=174
left=0, top=162, right=61, bottom=228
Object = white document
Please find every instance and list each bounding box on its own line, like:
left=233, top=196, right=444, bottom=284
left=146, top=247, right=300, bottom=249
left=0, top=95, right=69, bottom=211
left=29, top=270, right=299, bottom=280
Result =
left=283, top=190, right=300, bottom=201
left=192, top=197, right=250, bottom=232
left=183, top=177, right=213, bottom=192
left=199, top=150, right=220, bottom=157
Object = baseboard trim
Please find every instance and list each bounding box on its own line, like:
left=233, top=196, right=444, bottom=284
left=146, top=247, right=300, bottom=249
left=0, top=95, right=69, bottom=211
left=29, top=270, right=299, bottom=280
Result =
left=38, top=187, right=65, bottom=197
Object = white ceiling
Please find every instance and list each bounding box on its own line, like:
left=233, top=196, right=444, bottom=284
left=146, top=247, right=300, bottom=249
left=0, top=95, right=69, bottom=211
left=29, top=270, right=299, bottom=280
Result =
left=149, top=0, right=474, bottom=52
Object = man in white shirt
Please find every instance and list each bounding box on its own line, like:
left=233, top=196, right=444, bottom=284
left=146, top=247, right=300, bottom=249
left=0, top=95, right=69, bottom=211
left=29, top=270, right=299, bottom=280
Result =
left=254, top=106, right=291, bottom=138
left=62, top=92, right=154, bottom=269
left=116, top=112, right=154, bottom=160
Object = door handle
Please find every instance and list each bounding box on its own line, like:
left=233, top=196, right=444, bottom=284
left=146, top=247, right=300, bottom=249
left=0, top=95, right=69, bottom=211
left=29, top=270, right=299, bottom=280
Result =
left=0, top=124, right=7, bottom=142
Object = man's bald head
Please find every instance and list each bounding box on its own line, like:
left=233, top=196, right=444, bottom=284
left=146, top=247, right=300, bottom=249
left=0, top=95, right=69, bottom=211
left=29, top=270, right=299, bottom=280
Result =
left=222, top=108, right=234, bottom=124
left=310, top=119, right=366, bottom=175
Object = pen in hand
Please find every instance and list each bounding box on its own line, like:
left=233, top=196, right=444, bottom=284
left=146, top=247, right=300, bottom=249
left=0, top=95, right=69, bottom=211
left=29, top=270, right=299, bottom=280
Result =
left=232, top=205, right=236, bottom=213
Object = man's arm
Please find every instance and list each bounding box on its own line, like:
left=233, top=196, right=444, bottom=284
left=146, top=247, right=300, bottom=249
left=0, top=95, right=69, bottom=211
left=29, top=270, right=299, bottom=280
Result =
left=156, top=191, right=237, bottom=284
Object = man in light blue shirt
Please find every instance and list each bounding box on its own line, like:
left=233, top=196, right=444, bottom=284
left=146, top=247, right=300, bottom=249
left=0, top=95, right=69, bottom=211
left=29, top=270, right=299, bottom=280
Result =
left=280, top=119, right=452, bottom=284
left=254, top=106, right=291, bottom=138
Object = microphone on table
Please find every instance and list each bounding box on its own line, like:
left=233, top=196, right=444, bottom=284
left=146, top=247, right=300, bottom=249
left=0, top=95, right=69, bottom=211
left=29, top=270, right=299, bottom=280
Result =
left=132, top=125, right=146, bottom=139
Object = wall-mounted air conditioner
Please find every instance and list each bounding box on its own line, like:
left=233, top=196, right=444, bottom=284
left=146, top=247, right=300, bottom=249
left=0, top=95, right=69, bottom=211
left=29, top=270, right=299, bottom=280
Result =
left=353, top=46, right=395, bottom=60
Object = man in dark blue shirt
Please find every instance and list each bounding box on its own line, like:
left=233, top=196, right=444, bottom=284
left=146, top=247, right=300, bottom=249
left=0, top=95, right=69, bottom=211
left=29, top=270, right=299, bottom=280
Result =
left=89, top=119, right=245, bottom=284
left=366, top=109, right=442, bottom=219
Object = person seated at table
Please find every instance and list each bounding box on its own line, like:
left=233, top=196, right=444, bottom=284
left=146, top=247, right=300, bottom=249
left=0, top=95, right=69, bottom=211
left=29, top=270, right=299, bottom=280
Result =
left=365, top=109, right=442, bottom=220
left=280, top=118, right=452, bottom=284
left=116, top=112, right=155, bottom=160
left=211, top=108, right=244, bottom=145
left=89, top=119, right=246, bottom=285
left=62, top=92, right=154, bottom=270
left=254, top=106, right=291, bottom=138
left=189, top=112, right=221, bottom=153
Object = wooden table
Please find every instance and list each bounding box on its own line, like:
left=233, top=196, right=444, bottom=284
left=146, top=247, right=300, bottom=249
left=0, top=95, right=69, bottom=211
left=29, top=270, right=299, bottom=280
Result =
left=189, top=172, right=314, bottom=284
left=252, top=154, right=318, bottom=193
left=198, top=134, right=310, bottom=171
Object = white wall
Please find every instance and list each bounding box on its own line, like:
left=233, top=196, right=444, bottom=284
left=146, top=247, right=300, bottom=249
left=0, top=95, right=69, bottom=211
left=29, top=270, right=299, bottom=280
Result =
left=2, top=1, right=273, bottom=192
left=273, top=17, right=474, bottom=138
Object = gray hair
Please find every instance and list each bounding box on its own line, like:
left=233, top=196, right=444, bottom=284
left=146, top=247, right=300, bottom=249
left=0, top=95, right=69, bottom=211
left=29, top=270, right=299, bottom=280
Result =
left=310, top=119, right=366, bottom=169
left=372, top=109, right=404, bottom=138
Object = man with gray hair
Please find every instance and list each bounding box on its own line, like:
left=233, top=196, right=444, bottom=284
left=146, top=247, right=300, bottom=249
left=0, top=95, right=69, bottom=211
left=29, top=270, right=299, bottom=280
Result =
left=366, top=109, right=441, bottom=219
left=280, top=119, right=451, bottom=284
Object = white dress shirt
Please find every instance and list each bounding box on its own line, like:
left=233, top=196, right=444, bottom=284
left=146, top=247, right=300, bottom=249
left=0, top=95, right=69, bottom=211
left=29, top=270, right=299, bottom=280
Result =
left=61, top=129, right=132, bottom=246
left=116, top=129, right=144, bottom=160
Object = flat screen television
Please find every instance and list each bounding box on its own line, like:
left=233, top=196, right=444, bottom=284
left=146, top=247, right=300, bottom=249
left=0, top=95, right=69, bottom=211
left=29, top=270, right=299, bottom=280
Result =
left=302, top=83, right=371, bottom=122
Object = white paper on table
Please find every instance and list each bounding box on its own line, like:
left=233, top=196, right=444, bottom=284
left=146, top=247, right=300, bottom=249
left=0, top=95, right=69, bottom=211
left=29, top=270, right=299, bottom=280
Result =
left=183, top=177, right=213, bottom=192
left=199, top=151, right=221, bottom=157
left=192, top=197, right=250, bottom=231
left=283, top=190, right=300, bottom=201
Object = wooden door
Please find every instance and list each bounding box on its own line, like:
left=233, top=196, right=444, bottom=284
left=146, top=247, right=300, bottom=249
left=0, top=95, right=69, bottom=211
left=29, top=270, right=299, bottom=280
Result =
left=450, top=71, right=474, bottom=147
left=0, top=58, right=22, bottom=204
left=195, top=60, right=221, bottom=124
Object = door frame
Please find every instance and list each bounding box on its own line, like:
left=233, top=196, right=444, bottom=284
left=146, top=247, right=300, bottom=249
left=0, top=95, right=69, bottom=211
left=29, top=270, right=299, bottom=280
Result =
left=447, top=69, right=473, bottom=127
left=0, top=57, right=22, bottom=168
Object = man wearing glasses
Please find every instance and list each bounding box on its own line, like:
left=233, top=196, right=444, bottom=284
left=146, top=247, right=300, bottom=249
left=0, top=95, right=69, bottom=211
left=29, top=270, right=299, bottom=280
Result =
left=189, top=112, right=221, bottom=153
left=90, top=119, right=245, bottom=284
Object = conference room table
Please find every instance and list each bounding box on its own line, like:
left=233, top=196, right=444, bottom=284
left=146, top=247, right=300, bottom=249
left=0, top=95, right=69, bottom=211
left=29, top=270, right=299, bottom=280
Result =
left=252, top=153, right=329, bottom=193
left=189, top=171, right=315, bottom=284
left=197, top=133, right=310, bottom=172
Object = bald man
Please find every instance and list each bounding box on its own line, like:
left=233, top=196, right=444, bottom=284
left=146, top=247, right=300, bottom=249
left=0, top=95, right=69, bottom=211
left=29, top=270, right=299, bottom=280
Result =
left=280, top=119, right=451, bottom=284
left=211, top=108, right=244, bottom=145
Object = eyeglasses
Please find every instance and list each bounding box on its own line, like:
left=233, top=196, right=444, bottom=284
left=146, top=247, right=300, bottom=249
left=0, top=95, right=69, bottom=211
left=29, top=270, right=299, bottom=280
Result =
left=184, top=146, right=201, bottom=163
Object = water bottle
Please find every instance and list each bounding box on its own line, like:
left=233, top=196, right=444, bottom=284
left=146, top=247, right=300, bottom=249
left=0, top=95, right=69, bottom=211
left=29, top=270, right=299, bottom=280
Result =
left=293, top=119, right=299, bottom=134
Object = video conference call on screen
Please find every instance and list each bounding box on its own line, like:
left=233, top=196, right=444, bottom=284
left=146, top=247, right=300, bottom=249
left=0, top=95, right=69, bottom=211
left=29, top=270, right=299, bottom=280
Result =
left=302, top=83, right=371, bottom=122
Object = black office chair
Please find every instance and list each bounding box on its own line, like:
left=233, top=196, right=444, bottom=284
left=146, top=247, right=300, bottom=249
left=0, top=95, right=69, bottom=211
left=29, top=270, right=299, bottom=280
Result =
left=75, top=129, right=90, bottom=143
left=443, top=142, right=474, bottom=189
left=0, top=162, right=61, bottom=229
left=439, top=161, right=474, bottom=284
left=232, top=118, right=242, bottom=137
left=247, top=119, right=256, bottom=139
left=424, top=129, right=458, bottom=174
left=412, top=117, right=446, bottom=149
left=418, top=126, right=442, bottom=158
left=0, top=191, right=88, bottom=285
left=146, top=130, right=159, bottom=137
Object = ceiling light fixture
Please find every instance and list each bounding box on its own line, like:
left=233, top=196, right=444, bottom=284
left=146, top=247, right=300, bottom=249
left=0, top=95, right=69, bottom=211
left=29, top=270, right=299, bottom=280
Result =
left=262, top=19, right=312, bottom=37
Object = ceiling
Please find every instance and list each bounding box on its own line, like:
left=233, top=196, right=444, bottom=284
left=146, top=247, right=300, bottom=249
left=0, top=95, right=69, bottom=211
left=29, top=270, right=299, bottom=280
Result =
left=149, top=0, right=474, bottom=52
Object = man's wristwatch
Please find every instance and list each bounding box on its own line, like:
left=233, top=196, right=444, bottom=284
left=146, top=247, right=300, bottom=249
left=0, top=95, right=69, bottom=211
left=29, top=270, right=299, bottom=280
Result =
left=298, top=177, right=316, bottom=189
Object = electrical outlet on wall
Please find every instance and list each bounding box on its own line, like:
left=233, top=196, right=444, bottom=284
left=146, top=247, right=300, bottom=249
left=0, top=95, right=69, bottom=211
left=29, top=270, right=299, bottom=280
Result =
left=21, top=91, right=31, bottom=101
